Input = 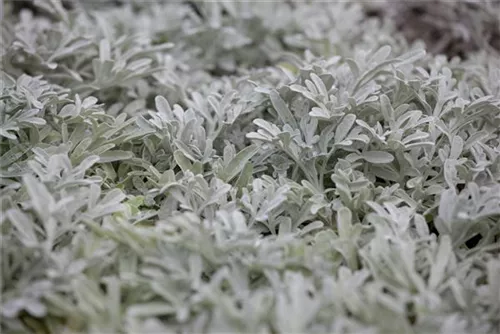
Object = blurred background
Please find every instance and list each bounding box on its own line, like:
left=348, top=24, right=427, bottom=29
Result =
left=5, top=0, right=500, bottom=59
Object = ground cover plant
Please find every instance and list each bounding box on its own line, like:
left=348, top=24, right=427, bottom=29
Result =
left=1, top=0, right=500, bottom=333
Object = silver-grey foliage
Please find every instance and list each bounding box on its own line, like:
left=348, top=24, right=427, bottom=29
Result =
left=1, top=0, right=500, bottom=333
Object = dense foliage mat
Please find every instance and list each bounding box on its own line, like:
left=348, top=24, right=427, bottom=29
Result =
left=1, top=1, right=500, bottom=333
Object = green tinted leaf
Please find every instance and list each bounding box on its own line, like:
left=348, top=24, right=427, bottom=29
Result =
left=270, top=90, right=297, bottom=128
left=361, top=151, right=394, bottom=164
left=99, top=150, right=134, bottom=163
left=219, top=145, right=259, bottom=182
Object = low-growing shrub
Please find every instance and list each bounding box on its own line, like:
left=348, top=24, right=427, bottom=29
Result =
left=1, top=1, right=499, bottom=333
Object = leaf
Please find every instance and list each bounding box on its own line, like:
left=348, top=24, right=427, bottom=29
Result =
left=414, top=214, right=430, bottom=237
left=429, top=235, right=452, bottom=290
left=99, top=39, right=111, bottom=62
left=369, top=45, right=392, bottom=64
left=220, top=145, right=259, bottom=182
left=155, top=95, right=173, bottom=119
left=397, top=48, right=426, bottom=65
left=255, top=185, right=290, bottom=222
left=379, top=94, right=394, bottom=126
left=337, top=206, right=352, bottom=239
left=309, top=106, right=332, bottom=120
left=299, top=220, right=324, bottom=236
left=449, top=135, right=464, bottom=160
left=334, top=114, right=356, bottom=143
left=23, top=174, right=54, bottom=218
left=100, top=189, right=126, bottom=207
left=99, top=150, right=134, bottom=163
left=174, top=150, right=193, bottom=172
left=402, top=131, right=429, bottom=145
left=361, top=151, right=394, bottom=164
left=6, top=209, right=39, bottom=247
left=278, top=217, right=292, bottom=236
left=270, top=90, right=297, bottom=128
left=82, top=96, right=98, bottom=108
left=444, top=160, right=458, bottom=189
left=437, top=188, right=456, bottom=229
left=127, top=303, right=176, bottom=317
left=310, top=73, right=328, bottom=96
left=235, top=162, right=253, bottom=192
left=346, top=59, right=360, bottom=78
